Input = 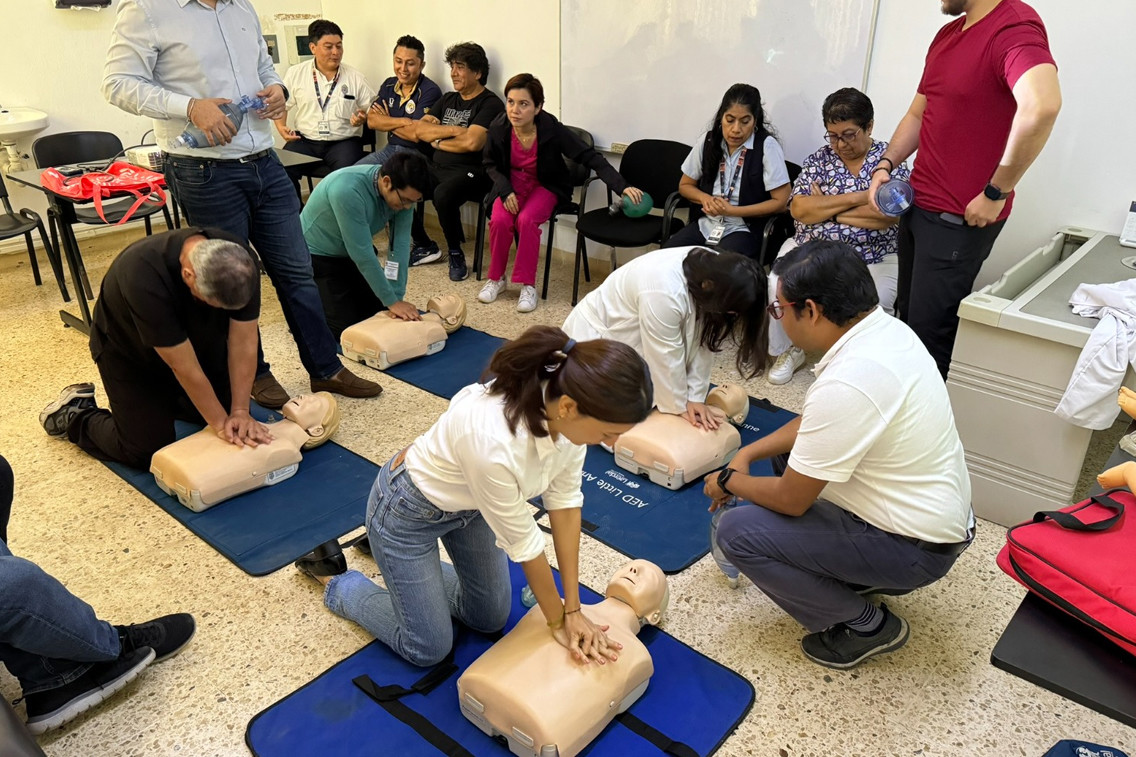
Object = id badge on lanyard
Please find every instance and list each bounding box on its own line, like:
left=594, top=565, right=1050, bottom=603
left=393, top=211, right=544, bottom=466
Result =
left=313, top=66, right=341, bottom=137
left=709, top=148, right=746, bottom=246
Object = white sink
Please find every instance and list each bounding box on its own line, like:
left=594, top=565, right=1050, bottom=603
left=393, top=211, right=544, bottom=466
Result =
left=0, top=107, right=49, bottom=142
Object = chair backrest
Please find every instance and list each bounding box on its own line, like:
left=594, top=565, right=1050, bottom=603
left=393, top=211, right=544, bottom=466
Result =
left=785, top=160, right=802, bottom=187
left=562, top=125, right=595, bottom=189
left=618, top=139, right=692, bottom=208
left=32, top=131, right=124, bottom=169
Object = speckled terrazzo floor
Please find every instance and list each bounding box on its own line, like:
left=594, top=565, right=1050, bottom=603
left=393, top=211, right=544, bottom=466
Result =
left=0, top=220, right=1132, bottom=756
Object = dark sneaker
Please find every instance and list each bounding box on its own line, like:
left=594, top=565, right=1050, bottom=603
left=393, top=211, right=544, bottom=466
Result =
left=311, top=367, right=382, bottom=398
left=295, top=539, right=348, bottom=580
left=24, top=646, right=155, bottom=735
left=251, top=372, right=290, bottom=409
left=116, top=613, right=196, bottom=663
left=409, top=241, right=442, bottom=266
left=800, top=603, right=910, bottom=670
left=40, top=383, right=97, bottom=437
left=448, top=249, right=468, bottom=282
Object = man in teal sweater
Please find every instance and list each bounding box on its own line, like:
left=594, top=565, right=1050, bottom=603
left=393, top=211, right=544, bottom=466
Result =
left=302, top=151, right=432, bottom=339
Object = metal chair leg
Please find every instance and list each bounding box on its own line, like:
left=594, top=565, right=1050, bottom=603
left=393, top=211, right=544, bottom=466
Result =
left=144, top=215, right=152, bottom=236
left=161, top=203, right=174, bottom=231
left=542, top=218, right=555, bottom=300
left=572, top=235, right=586, bottom=306
left=37, top=219, right=69, bottom=301
left=23, top=232, right=42, bottom=286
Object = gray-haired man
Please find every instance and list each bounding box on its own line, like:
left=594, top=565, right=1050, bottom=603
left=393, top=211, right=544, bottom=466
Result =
left=41, top=228, right=273, bottom=468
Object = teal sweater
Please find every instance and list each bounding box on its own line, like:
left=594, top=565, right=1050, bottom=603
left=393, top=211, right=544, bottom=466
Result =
left=301, top=164, right=412, bottom=306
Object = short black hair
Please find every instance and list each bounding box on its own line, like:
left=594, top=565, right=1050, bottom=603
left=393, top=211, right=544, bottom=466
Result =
left=445, top=42, right=490, bottom=85
left=380, top=150, right=431, bottom=195
left=504, top=73, right=545, bottom=108
left=773, top=240, right=878, bottom=327
left=394, top=35, right=425, bottom=59
left=822, top=88, right=874, bottom=129
left=308, top=19, right=343, bottom=46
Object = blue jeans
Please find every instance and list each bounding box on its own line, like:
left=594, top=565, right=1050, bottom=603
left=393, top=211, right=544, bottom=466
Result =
left=354, top=142, right=409, bottom=167
left=0, top=541, right=120, bottom=695
left=716, top=499, right=960, bottom=632
left=324, top=455, right=511, bottom=667
left=164, top=152, right=342, bottom=380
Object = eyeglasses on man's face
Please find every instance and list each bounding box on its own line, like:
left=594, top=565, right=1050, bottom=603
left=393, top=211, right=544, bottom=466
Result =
left=766, top=300, right=798, bottom=320
left=823, top=127, right=863, bottom=146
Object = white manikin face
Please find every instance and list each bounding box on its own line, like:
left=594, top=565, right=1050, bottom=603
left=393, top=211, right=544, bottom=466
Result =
left=280, top=392, right=340, bottom=447
left=605, top=559, right=668, bottom=625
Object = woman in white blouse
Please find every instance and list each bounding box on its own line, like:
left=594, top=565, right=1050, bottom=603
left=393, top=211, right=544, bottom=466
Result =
left=295, top=326, right=653, bottom=667
left=563, top=246, right=768, bottom=430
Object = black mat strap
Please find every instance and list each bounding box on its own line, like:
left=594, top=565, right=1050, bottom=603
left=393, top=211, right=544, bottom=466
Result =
left=617, top=711, right=700, bottom=757
left=352, top=653, right=470, bottom=757
left=531, top=502, right=598, bottom=533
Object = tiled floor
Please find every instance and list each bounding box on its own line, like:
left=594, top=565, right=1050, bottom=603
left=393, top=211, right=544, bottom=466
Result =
left=1, top=225, right=1132, bottom=756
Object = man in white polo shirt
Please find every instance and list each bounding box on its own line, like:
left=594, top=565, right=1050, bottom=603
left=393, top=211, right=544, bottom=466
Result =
left=276, top=19, right=376, bottom=197
left=704, top=239, right=973, bottom=670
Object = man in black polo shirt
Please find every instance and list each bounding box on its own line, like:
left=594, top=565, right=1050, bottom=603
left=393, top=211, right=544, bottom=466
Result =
left=40, top=228, right=272, bottom=469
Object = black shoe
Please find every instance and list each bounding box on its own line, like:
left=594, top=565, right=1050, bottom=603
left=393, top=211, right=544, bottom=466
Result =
left=295, top=539, right=347, bottom=580
left=448, top=249, right=468, bottom=282
left=40, top=383, right=97, bottom=437
left=800, top=603, right=910, bottom=670
left=344, top=532, right=372, bottom=556
left=116, top=613, right=196, bottom=663
left=409, top=241, right=442, bottom=266
left=24, top=646, right=155, bottom=735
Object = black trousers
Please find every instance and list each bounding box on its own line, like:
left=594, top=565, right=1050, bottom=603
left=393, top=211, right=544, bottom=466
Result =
left=661, top=222, right=761, bottom=260
left=284, top=135, right=367, bottom=196
left=68, top=357, right=232, bottom=470
left=896, top=205, right=1005, bottom=379
left=0, top=455, right=11, bottom=544
left=431, top=163, right=492, bottom=253
left=312, top=253, right=385, bottom=341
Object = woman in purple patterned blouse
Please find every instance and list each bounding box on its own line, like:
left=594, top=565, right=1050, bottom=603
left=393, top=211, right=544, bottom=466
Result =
left=765, top=88, right=911, bottom=386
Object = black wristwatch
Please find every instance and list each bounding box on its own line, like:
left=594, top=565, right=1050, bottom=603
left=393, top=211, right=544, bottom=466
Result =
left=716, top=467, right=736, bottom=495
left=983, top=182, right=1009, bottom=201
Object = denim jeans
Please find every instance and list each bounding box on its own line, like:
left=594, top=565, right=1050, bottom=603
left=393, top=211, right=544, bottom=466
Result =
left=164, top=152, right=342, bottom=380
left=324, top=455, right=511, bottom=667
left=0, top=541, right=120, bottom=695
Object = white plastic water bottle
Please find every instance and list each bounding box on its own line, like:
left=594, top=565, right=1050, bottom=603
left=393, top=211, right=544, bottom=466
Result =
left=709, top=499, right=741, bottom=588
left=172, top=95, right=266, bottom=150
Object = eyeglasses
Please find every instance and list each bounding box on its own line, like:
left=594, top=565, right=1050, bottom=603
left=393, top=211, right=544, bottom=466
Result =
left=393, top=187, right=419, bottom=209
left=766, top=300, right=798, bottom=320
left=823, top=127, right=863, bottom=146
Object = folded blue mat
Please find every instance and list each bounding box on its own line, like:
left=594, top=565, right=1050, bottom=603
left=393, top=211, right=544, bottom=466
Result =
left=246, top=561, right=755, bottom=756
left=382, top=326, right=506, bottom=399
left=538, top=397, right=797, bottom=574
left=103, top=405, right=378, bottom=576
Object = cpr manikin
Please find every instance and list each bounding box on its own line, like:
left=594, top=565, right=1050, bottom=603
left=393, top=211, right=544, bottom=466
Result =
left=612, top=383, right=748, bottom=489
left=150, top=392, right=340, bottom=512
left=458, top=559, right=669, bottom=757
left=341, top=293, right=468, bottom=370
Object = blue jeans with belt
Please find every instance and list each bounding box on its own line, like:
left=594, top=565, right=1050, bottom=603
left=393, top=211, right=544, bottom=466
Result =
left=163, top=151, right=343, bottom=380
left=323, top=455, right=512, bottom=667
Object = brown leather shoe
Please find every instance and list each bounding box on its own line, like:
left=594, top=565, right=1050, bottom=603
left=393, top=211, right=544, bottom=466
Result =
left=251, top=372, right=290, bottom=409
left=311, top=367, right=382, bottom=398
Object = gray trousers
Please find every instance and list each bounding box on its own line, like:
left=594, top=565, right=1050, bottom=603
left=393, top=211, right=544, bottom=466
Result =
left=715, top=498, right=961, bottom=632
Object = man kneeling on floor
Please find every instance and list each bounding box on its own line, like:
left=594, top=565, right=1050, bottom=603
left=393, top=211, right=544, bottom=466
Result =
left=703, top=240, right=974, bottom=670
left=40, top=228, right=273, bottom=469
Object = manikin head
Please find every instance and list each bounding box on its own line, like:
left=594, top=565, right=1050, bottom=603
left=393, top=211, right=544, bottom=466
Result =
left=427, top=293, right=467, bottom=333
left=605, top=559, right=668, bottom=627
left=706, top=384, right=748, bottom=425
left=280, top=392, right=340, bottom=449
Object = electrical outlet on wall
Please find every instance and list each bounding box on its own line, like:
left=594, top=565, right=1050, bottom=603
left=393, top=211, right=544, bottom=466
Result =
left=609, top=142, right=628, bottom=154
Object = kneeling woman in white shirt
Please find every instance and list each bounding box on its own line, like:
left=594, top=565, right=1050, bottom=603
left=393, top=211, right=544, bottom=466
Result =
left=295, top=326, right=653, bottom=667
left=563, top=246, right=768, bottom=431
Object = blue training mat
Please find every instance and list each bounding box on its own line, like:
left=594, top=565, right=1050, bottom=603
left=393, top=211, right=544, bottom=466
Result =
left=382, top=326, right=506, bottom=399
left=245, top=561, right=755, bottom=757
left=103, top=405, right=378, bottom=577
left=538, top=397, right=797, bottom=574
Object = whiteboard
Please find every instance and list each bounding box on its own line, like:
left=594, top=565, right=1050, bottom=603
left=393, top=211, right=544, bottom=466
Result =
left=560, top=0, right=878, bottom=164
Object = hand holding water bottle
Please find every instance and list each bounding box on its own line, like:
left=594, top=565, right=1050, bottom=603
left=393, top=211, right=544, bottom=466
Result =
left=177, top=95, right=267, bottom=149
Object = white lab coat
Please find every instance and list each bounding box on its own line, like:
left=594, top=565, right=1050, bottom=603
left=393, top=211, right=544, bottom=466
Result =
left=1054, top=279, right=1136, bottom=429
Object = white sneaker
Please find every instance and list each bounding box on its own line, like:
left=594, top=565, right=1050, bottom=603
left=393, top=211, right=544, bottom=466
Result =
left=767, top=346, right=806, bottom=385
left=517, top=285, right=538, bottom=313
left=477, top=279, right=506, bottom=304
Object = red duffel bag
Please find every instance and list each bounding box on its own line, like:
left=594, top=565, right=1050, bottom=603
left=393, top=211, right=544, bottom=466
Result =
left=996, top=488, right=1136, bottom=656
left=40, top=161, right=166, bottom=226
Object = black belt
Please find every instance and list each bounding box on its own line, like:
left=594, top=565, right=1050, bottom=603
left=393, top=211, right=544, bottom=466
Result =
left=163, top=148, right=272, bottom=165
left=900, top=526, right=975, bottom=556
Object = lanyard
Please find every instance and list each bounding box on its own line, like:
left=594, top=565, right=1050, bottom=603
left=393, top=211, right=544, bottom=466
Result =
left=717, top=148, right=747, bottom=200
left=312, top=66, right=342, bottom=113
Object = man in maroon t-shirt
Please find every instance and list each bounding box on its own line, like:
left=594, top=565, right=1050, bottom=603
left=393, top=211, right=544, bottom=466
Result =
left=868, top=0, right=1060, bottom=378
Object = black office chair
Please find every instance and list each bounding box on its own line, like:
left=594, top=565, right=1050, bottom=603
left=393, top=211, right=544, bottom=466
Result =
left=32, top=131, right=174, bottom=299
left=0, top=171, right=68, bottom=300
left=472, top=125, right=596, bottom=300
left=570, top=139, right=691, bottom=305
left=301, top=123, right=378, bottom=195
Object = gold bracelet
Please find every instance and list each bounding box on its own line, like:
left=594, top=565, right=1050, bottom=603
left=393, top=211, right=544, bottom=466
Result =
left=565, top=607, right=581, bottom=615
left=547, top=609, right=566, bottom=630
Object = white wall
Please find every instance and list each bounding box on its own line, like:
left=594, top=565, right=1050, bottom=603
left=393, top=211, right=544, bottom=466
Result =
left=0, top=0, right=319, bottom=231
